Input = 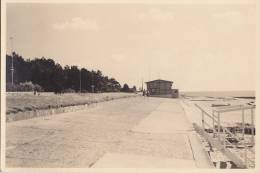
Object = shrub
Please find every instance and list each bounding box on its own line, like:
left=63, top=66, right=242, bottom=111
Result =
left=81, top=89, right=88, bottom=93
left=6, top=83, right=16, bottom=92
left=6, top=81, right=43, bottom=92
left=18, top=81, right=34, bottom=91
left=63, top=88, right=75, bottom=93
left=34, top=84, right=43, bottom=92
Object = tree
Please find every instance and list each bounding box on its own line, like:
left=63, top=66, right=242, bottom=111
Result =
left=121, top=84, right=130, bottom=92
left=52, top=63, right=64, bottom=93
left=6, top=53, right=123, bottom=93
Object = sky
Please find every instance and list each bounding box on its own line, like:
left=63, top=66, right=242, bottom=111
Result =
left=6, top=2, right=256, bottom=91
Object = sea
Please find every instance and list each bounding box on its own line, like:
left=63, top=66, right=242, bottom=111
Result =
left=181, top=90, right=255, bottom=98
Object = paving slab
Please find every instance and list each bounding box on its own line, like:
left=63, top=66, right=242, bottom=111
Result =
left=94, top=98, right=212, bottom=168
left=132, top=101, right=193, bottom=133
left=92, top=153, right=197, bottom=168
left=113, top=132, right=194, bottom=160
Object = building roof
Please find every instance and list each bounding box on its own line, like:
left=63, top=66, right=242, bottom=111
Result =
left=145, top=79, right=173, bottom=84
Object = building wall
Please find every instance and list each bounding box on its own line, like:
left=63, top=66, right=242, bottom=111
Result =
left=147, top=81, right=172, bottom=95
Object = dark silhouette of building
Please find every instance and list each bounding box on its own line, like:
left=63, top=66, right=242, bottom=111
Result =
left=145, top=79, right=179, bottom=98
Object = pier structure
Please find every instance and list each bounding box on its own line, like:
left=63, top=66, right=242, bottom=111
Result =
left=194, top=103, right=255, bottom=168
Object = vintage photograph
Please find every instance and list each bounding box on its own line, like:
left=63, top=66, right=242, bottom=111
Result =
left=1, top=0, right=256, bottom=170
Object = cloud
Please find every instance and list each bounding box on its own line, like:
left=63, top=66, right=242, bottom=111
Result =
left=212, top=10, right=245, bottom=20
left=53, top=17, right=98, bottom=31
left=128, top=31, right=161, bottom=40
left=212, top=9, right=255, bottom=25
left=138, top=8, right=174, bottom=21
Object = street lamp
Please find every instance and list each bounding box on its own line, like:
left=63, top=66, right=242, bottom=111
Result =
left=91, top=72, right=95, bottom=93
left=10, top=36, right=14, bottom=86
left=79, top=69, right=82, bottom=93
left=91, top=85, right=94, bottom=93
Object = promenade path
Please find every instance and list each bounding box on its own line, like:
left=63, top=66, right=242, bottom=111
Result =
left=6, top=96, right=213, bottom=168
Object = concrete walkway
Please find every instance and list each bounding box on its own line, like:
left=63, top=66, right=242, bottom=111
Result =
left=6, top=97, right=213, bottom=168
left=93, top=98, right=213, bottom=168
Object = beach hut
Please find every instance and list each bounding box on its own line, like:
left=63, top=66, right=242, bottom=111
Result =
left=145, top=79, right=179, bottom=98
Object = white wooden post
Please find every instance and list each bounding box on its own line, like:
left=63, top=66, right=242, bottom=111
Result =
left=212, top=110, right=215, bottom=137
left=244, top=146, right=248, bottom=168
left=202, top=111, right=205, bottom=132
left=251, top=108, right=254, bottom=145
left=218, top=112, right=220, bottom=142
left=242, top=109, right=245, bottom=140
left=242, top=109, right=247, bottom=167
left=223, top=128, right=226, bottom=149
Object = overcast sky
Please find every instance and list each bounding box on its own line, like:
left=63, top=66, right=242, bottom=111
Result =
left=6, top=2, right=256, bottom=91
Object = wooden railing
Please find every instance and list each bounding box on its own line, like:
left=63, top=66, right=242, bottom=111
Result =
left=194, top=103, right=255, bottom=168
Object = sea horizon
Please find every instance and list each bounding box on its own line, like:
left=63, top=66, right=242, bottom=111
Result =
left=180, top=90, right=255, bottom=98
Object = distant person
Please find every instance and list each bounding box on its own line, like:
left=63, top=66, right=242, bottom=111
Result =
left=34, top=86, right=41, bottom=96
left=146, top=90, right=150, bottom=97
left=143, top=89, right=146, bottom=96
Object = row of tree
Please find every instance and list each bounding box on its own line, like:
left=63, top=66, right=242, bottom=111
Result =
left=6, top=52, right=136, bottom=93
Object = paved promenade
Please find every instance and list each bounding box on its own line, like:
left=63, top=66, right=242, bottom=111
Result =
left=6, top=96, right=213, bottom=168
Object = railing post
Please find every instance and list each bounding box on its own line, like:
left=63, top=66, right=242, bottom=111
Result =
left=212, top=110, right=215, bottom=137
left=223, top=128, right=226, bottom=150
left=242, top=109, right=245, bottom=140
left=251, top=108, right=255, bottom=145
left=244, top=145, right=248, bottom=168
left=242, top=109, right=247, bottom=167
left=202, top=110, right=205, bottom=132
left=218, top=112, right=220, bottom=142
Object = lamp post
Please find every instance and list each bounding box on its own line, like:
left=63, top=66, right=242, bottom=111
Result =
left=91, top=85, right=94, bottom=93
left=10, top=36, right=14, bottom=86
left=91, top=72, right=95, bottom=101
left=79, top=69, right=82, bottom=93
left=141, top=78, right=143, bottom=91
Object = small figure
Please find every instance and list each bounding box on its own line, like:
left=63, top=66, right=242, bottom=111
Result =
left=146, top=90, right=150, bottom=97
left=143, top=89, right=146, bottom=96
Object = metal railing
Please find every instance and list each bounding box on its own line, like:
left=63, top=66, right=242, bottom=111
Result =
left=195, top=103, right=255, bottom=168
